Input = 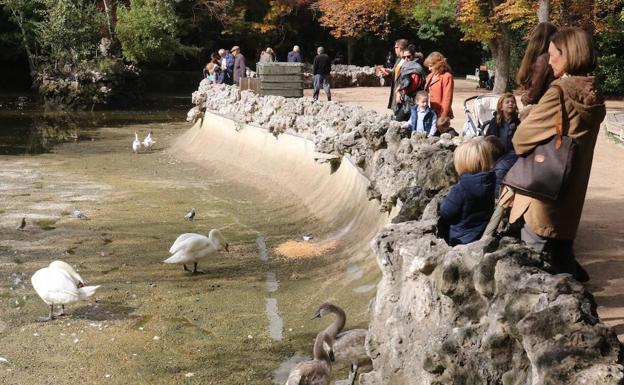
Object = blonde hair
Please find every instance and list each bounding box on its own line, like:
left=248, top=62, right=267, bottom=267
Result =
left=495, top=93, right=517, bottom=126
left=550, top=27, right=596, bottom=75
left=424, top=51, right=451, bottom=74
left=454, top=137, right=494, bottom=175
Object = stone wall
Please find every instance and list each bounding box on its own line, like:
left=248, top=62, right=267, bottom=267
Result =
left=187, top=81, right=624, bottom=385
left=302, top=64, right=383, bottom=88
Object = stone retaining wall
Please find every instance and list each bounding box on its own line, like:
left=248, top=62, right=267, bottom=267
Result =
left=188, top=81, right=624, bottom=385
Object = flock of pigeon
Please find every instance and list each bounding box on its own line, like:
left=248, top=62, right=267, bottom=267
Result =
left=17, top=130, right=368, bottom=385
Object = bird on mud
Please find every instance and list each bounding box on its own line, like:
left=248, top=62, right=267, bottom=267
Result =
left=285, top=330, right=332, bottom=385
left=16, top=217, right=26, bottom=230
left=31, top=260, right=100, bottom=321
left=163, top=229, right=229, bottom=274
left=184, top=208, right=196, bottom=221
left=132, top=132, right=141, bottom=153
left=312, top=303, right=370, bottom=372
left=142, top=131, right=155, bottom=151
left=73, top=208, right=89, bottom=220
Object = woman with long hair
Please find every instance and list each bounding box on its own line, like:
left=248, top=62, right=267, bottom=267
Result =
left=510, top=27, right=606, bottom=281
left=424, top=51, right=455, bottom=135
left=516, top=22, right=557, bottom=107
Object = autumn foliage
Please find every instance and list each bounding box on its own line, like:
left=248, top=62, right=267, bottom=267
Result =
left=314, top=0, right=392, bottom=39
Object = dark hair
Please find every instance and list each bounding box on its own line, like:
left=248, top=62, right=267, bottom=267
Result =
left=550, top=27, right=597, bottom=75
left=516, top=22, right=557, bottom=85
left=483, top=135, right=506, bottom=161
left=395, top=39, right=408, bottom=50
left=210, top=52, right=220, bottom=64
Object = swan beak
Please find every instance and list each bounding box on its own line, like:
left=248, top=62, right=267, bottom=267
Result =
left=77, top=281, right=85, bottom=288
left=329, top=350, right=335, bottom=362
left=311, top=310, right=321, bottom=320
left=224, top=243, right=229, bottom=252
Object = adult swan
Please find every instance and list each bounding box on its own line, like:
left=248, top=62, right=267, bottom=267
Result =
left=164, top=229, right=229, bottom=274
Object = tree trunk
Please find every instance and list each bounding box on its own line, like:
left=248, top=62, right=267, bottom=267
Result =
left=537, top=0, right=550, bottom=23
left=10, top=9, right=36, bottom=76
left=490, top=27, right=511, bottom=94
left=102, top=0, right=116, bottom=39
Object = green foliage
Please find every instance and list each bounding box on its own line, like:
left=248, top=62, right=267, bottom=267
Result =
left=596, top=54, right=624, bottom=95
left=407, top=0, right=456, bottom=41
left=116, top=0, right=197, bottom=64
left=37, top=0, right=104, bottom=64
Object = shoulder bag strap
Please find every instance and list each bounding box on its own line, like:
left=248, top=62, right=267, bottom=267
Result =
left=550, top=84, right=568, bottom=149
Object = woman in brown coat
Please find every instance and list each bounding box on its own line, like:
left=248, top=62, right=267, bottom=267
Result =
left=424, top=52, right=455, bottom=135
left=516, top=22, right=557, bottom=108
left=510, top=27, right=606, bottom=279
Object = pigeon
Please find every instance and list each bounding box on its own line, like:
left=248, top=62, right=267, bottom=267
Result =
left=303, top=234, right=313, bottom=241
left=16, top=217, right=26, bottom=230
left=184, top=208, right=196, bottom=221
left=73, top=209, right=89, bottom=220
left=142, top=131, right=155, bottom=151
left=132, top=132, right=141, bottom=153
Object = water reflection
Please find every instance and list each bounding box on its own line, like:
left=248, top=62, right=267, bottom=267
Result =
left=0, top=96, right=189, bottom=155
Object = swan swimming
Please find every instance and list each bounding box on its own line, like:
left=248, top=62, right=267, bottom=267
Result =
left=312, top=303, right=370, bottom=367
left=142, top=131, right=155, bottom=151
left=285, top=330, right=332, bottom=385
left=132, top=132, right=141, bottom=153
left=163, top=229, right=229, bottom=274
left=31, top=260, right=100, bottom=321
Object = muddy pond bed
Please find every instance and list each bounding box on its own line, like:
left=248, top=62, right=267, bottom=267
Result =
left=0, top=103, right=378, bottom=384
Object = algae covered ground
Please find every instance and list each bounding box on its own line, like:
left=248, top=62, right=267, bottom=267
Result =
left=0, top=121, right=378, bottom=384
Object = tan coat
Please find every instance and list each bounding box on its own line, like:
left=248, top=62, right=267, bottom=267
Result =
left=510, top=76, right=606, bottom=239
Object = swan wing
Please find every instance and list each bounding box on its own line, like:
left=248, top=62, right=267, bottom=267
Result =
left=169, top=233, right=209, bottom=254
left=286, top=361, right=330, bottom=385
left=31, top=268, right=81, bottom=305
left=334, top=329, right=368, bottom=364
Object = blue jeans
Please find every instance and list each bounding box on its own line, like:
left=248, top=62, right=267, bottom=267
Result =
left=313, top=74, right=331, bottom=101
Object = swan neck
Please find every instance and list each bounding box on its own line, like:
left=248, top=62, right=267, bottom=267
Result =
left=313, top=332, right=330, bottom=363
left=325, top=305, right=346, bottom=338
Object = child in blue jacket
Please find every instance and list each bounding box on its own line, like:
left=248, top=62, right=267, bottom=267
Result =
left=401, top=91, right=437, bottom=137
left=439, top=137, right=496, bottom=246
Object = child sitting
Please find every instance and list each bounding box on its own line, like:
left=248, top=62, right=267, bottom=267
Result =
left=483, top=135, right=518, bottom=197
left=401, top=90, right=437, bottom=137
left=484, top=93, right=520, bottom=153
left=439, top=137, right=496, bottom=246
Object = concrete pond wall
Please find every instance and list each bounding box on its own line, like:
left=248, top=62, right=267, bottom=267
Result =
left=182, top=80, right=624, bottom=385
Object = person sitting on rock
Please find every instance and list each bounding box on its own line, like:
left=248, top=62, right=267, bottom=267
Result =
left=439, top=137, right=496, bottom=246
left=401, top=90, right=437, bottom=137
left=483, top=135, right=517, bottom=198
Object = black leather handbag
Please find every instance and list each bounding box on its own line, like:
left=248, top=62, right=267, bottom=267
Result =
left=503, top=85, right=576, bottom=201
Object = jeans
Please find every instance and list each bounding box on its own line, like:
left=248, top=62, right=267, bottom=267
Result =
left=313, top=74, right=331, bottom=101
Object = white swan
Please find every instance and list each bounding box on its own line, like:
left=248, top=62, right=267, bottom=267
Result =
left=142, top=131, right=155, bottom=151
left=312, top=303, right=370, bottom=367
left=163, top=229, right=229, bottom=274
left=132, top=132, right=141, bottom=153
left=285, top=331, right=332, bottom=385
left=31, top=260, right=100, bottom=321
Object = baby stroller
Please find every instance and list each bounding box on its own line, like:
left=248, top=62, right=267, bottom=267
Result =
left=462, top=94, right=500, bottom=136
left=477, top=65, right=494, bottom=90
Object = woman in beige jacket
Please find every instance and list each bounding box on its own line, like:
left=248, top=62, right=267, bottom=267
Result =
left=510, top=27, right=606, bottom=279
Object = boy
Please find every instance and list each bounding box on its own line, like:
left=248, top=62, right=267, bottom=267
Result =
left=401, top=91, right=437, bottom=137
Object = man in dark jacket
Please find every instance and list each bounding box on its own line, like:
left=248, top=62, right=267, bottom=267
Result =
left=287, top=45, right=302, bottom=63
left=220, top=49, right=235, bottom=85
left=232, top=46, right=246, bottom=86
left=312, top=47, right=331, bottom=101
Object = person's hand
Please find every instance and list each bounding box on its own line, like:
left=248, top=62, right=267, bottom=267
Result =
left=395, top=92, right=402, bottom=104
left=401, top=121, right=410, bottom=129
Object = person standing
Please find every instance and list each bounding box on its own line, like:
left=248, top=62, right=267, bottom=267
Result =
left=387, top=39, right=409, bottom=111
left=516, top=22, right=557, bottom=108
left=312, top=46, right=331, bottom=101
left=260, top=47, right=276, bottom=63
left=287, top=45, right=302, bottom=63
left=232, top=46, right=246, bottom=86
left=424, top=51, right=455, bottom=135
left=220, top=49, right=235, bottom=85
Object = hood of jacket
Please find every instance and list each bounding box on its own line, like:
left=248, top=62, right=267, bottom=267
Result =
left=400, top=60, right=424, bottom=76
left=554, top=75, right=606, bottom=124
left=459, top=171, right=495, bottom=198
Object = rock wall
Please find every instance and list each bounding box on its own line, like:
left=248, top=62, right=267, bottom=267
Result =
left=187, top=81, right=624, bottom=384
left=302, top=64, right=383, bottom=88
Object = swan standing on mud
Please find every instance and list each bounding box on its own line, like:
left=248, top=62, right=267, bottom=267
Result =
left=142, top=131, right=155, bottom=151
left=285, top=331, right=332, bottom=385
left=31, top=260, right=100, bottom=321
left=312, top=303, right=370, bottom=368
left=132, top=132, right=141, bottom=153
left=164, top=229, right=229, bottom=274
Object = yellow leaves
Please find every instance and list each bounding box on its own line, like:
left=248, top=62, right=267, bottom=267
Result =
left=457, top=0, right=497, bottom=41
left=316, top=0, right=392, bottom=39
left=494, top=0, right=536, bottom=30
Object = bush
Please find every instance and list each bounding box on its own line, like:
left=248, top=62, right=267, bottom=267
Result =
left=596, top=54, right=624, bottom=95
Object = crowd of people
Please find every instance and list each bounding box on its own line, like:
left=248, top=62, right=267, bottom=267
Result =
left=202, top=25, right=605, bottom=282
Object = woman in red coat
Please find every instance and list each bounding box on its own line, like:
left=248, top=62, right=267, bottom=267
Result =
left=424, top=52, right=455, bottom=136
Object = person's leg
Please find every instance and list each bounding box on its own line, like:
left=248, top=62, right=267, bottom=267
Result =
left=521, top=224, right=547, bottom=253
left=522, top=224, right=577, bottom=277
left=323, top=74, right=331, bottom=101
left=313, top=74, right=321, bottom=100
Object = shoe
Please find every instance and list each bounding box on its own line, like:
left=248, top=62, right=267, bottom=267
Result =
left=574, top=261, right=590, bottom=282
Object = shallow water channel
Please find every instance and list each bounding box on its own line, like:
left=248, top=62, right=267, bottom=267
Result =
left=0, top=102, right=378, bottom=384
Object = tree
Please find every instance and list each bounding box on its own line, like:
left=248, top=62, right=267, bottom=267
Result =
left=0, top=0, right=42, bottom=74
left=116, top=0, right=196, bottom=64
left=314, top=0, right=391, bottom=64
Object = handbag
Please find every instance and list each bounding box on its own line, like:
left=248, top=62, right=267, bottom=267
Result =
left=393, top=95, right=413, bottom=121
left=502, top=85, right=576, bottom=201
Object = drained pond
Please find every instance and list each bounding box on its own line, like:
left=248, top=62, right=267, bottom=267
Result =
left=0, top=99, right=380, bottom=384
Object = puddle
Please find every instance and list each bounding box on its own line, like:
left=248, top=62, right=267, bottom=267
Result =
left=272, top=354, right=309, bottom=384
left=346, top=264, right=364, bottom=280
left=265, top=271, right=278, bottom=293
left=353, top=284, right=376, bottom=293
left=265, top=298, right=283, bottom=341
left=256, top=235, right=268, bottom=262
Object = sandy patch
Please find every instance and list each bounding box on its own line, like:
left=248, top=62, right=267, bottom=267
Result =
left=274, top=240, right=338, bottom=259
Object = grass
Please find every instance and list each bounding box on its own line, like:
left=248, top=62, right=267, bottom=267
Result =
left=34, top=218, right=57, bottom=230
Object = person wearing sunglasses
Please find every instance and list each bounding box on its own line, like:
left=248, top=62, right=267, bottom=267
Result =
left=394, top=44, right=425, bottom=121
left=387, top=38, right=409, bottom=112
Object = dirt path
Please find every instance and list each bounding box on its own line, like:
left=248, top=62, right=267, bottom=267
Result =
left=307, top=79, right=624, bottom=339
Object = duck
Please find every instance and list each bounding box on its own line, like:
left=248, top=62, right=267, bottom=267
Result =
left=163, top=229, right=229, bottom=274
left=31, top=260, right=100, bottom=321
left=312, top=303, right=370, bottom=368
left=132, top=132, right=141, bottom=153
left=142, top=131, right=155, bottom=151
left=285, top=330, right=332, bottom=385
